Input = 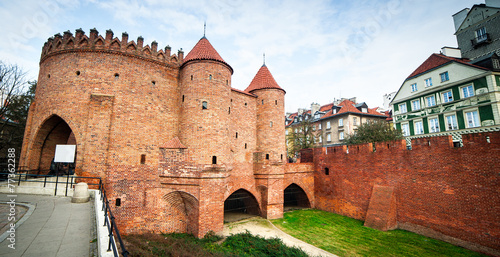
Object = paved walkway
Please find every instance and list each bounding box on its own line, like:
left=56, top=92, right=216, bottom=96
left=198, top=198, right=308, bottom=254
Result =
left=0, top=194, right=96, bottom=257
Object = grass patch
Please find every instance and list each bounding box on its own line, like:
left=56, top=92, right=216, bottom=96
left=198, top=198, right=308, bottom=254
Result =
left=271, top=209, right=487, bottom=257
left=124, top=231, right=308, bottom=257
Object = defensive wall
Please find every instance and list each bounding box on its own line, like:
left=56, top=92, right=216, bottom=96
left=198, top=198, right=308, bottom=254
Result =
left=303, top=131, right=500, bottom=256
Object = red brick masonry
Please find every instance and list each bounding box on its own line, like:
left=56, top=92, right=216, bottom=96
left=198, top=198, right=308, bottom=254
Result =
left=309, top=132, right=500, bottom=256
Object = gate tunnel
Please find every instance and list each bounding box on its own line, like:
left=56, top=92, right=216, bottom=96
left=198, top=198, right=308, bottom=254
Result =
left=31, top=115, right=76, bottom=174
left=284, top=183, right=310, bottom=210
left=224, top=189, right=260, bottom=222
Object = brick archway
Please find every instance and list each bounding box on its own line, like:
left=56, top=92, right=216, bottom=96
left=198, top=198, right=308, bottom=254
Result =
left=224, top=189, right=260, bottom=222
left=284, top=183, right=310, bottom=209
left=27, top=115, right=77, bottom=174
left=163, top=191, right=199, bottom=235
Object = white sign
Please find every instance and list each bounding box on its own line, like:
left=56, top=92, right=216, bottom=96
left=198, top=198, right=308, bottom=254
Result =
left=54, top=145, right=76, bottom=163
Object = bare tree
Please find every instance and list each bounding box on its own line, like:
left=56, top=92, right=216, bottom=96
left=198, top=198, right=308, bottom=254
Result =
left=0, top=61, right=34, bottom=166
left=286, top=119, right=316, bottom=160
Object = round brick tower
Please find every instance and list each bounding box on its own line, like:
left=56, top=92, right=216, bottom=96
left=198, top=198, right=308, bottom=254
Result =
left=245, top=64, right=286, bottom=163
left=179, top=37, right=233, bottom=166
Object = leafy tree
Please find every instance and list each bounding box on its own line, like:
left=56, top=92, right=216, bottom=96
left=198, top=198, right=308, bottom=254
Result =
left=344, top=120, right=403, bottom=145
left=286, top=119, right=316, bottom=159
left=0, top=61, right=35, bottom=163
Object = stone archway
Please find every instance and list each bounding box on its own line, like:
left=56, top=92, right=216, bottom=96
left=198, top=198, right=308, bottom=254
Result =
left=224, top=189, right=260, bottom=222
left=28, top=115, right=77, bottom=174
left=163, top=191, right=199, bottom=235
left=284, top=183, right=311, bottom=210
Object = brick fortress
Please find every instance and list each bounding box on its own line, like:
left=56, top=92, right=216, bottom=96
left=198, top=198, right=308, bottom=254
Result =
left=19, top=29, right=315, bottom=237
left=19, top=28, right=499, bottom=255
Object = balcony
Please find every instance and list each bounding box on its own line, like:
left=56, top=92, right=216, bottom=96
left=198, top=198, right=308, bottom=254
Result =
left=471, top=33, right=491, bottom=48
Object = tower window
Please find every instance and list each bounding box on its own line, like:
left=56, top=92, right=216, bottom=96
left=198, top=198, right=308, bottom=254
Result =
left=202, top=101, right=208, bottom=109
left=275, top=100, right=277, bottom=105
left=191, top=75, right=193, bottom=80
left=212, top=156, right=217, bottom=164
left=209, top=74, right=212, bottom=80
left=76, top=71, right=80, bottom=76
left=262, top=100, right=264, bottom=105
left=182, top=95, right=185, bottom=102
left=228, top=107, right=231, bottom=114
left=270, top=121, right=273, bottom=127
left=265, top=154, right=269, bottom=160
left=236, top=132, right=238, bottom=138
left=151, top=80, right=156, bottom=85
left=114, top=73, right=119, bottom=79
left=226, top=80, right=228, bottom=85
left=324, top=167, right=329, bottom=175
left=245, top=143, right=247, bottom=149
left=140, top=154, right=146, bottom=164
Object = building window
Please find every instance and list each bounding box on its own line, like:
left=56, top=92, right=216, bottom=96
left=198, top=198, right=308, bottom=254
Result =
left=324, top=167, right=329, bottom=175
left=411, top=83, right=418, bottom=92
left=442, top=90, right=453, bottom=103
left=440, top=72, right=449, bottom=82
left=402, top=123, right=410, bottom=136
left=476, top=27, right=487, bottom=42
left=212, top=156, right=217, bottom=164
left=318, top=123, right=322, bottom=130
left=326, top=121, right=331, bottom=129
left=362, top=108, right=367, bottom=113
left=294, top=128, right=298, bottom=133
left=326, top=133, right=331, bottom=142
left=429, top=117, right=440, bottom=133
left=319, top=136, right=322, bottom=143
left=202, top=101, right=208, bottom=109
left=445, top=114, right=458, bottom=130
left=399, top=103, right=407, bottom=114
left=411, top=99, right=421, bottom=111
left=461, top=84, right=474, bottom=98
left=285, top=130, right=289, bottom=135
left=426, top=95, right=436, bottom=107
left=209, top=74, right=212, bottom=80
left=339, top=118, right=343, bottom=127
left=312, top=125, right=316, bottom=131
left=140, top=154, right=146, bottom=164
left=339, top=132, right=344, bottom=140
left=465, top=110, right=480, bottom=128
left=353, top=117, right=358, bottom=126
left=425, top=78, right=433, bottom=87
left=270, top=121, right=273, bottom=127
left=414, top=120, right=424, bottom=135
left=266, top=154, right=269, bottom=160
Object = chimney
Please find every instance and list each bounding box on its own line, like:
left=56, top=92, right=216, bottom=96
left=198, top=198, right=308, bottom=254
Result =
left=75, top=28, right=85, bottom=41
left=441, top=47, right=462, bottom=58
left=178, top=49, right=184, bottom=62
left=298, top=108, right=305, bottom=116
left=165, top=45, right=171, bottom=56
left=452, top=8, right=469, bottom=32
left=89, top=28, right=98, bottom=41
left=311, top=103, right=320, bottom=115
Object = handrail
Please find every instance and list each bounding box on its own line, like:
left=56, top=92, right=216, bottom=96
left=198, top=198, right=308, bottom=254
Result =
left=0, top=171, right=129, bottom=257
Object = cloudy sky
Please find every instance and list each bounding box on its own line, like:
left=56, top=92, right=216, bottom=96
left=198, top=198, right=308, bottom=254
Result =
left=0, top=0, right=480, bottom=112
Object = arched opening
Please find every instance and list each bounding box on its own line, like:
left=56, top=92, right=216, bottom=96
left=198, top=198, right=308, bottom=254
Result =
left=163, top=191, right=199, bottom=235
left=284, top=183, right=310, bottom=211
left=224, top=189, right=260, bottom=222
left=29, top=115, right=77, bottom=175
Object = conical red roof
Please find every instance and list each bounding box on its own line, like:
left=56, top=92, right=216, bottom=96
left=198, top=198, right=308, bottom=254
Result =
left=182, top=37, right=233, bottom=73
left=245, top=65, right=285, bottom=93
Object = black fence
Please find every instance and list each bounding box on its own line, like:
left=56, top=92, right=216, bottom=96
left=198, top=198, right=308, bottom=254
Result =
left=0, top=171, right=129, bottom=257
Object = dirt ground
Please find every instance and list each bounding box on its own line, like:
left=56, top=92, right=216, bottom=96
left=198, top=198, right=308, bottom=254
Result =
left=222, top=216, right=338, bottom=257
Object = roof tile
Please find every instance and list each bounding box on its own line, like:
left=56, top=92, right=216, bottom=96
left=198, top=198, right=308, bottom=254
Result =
left=245, top=65, right=285, bottom=93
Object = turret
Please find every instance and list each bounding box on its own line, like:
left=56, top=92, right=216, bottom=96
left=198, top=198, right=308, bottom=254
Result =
left=179, top=37, right=233, bottom=166
left=245, top=64, right=286, bottom=164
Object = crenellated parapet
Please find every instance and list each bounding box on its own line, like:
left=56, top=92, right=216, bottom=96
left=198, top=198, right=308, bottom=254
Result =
left=40, top=28, right=184, bottom=66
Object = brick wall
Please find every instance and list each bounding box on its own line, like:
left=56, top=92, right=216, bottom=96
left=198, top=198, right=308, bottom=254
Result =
left=310, top=132, right=500, bottom=255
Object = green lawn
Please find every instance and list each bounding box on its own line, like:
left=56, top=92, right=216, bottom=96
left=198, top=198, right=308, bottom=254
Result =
left=271, top=209, right=486, bottom=257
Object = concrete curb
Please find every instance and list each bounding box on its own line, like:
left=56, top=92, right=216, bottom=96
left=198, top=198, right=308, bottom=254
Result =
left=92, top=189, right=115, bottom=257
left=0, top=202, right=36, bottom=242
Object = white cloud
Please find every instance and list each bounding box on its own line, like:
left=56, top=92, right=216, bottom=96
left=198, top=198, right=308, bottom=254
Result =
left=0, top=0, right=482, bottom=111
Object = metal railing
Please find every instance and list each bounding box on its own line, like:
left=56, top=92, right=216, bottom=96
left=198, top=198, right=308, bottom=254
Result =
left=0, top=170, right=129, bottom=257
left=100, top=186, right=129, bottom=257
